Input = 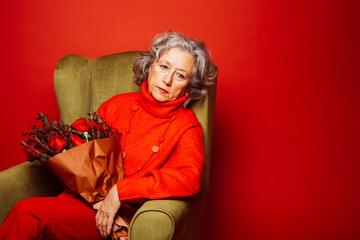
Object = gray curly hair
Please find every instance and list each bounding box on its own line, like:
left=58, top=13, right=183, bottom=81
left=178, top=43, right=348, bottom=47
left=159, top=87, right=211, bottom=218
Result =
left=133, top=30, right=217, bottom=106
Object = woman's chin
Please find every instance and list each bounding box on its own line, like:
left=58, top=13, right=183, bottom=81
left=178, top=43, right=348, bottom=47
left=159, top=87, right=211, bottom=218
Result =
left=152, top=94, right=169, bottom=103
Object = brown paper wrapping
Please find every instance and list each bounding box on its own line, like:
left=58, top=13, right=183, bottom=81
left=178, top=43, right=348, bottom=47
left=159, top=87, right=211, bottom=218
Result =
left=47, top=138, right=132, bottom=238
left=47, top=138, right=123, bottom=205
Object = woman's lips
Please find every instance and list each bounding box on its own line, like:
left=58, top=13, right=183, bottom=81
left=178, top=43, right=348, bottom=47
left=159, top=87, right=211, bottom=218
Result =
left=157, top=86, right=169, bottom=94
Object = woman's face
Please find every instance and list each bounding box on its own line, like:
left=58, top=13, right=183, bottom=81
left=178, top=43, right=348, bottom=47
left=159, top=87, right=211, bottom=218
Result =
left=148, top=47, right=195, bottom=102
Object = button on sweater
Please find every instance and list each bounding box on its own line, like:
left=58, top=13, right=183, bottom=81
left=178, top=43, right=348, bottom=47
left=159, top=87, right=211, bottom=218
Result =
left=97, top=81, right=204, bottom=201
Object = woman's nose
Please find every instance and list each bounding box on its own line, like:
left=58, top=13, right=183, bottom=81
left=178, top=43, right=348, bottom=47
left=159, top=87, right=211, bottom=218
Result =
left=163, top=73, right=173, bottom=86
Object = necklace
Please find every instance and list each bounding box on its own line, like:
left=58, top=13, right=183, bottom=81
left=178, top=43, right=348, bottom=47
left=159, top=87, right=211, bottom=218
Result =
left=121, top=99, right=182, bottom=175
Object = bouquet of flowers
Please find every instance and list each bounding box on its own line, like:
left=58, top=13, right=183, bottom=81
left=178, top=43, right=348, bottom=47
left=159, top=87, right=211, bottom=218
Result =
left=21, top=110, right=124, bottom=204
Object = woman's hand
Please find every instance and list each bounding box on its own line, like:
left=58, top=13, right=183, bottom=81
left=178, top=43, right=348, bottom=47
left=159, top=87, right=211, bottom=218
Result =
left=95, top=184, right=121, bottom=238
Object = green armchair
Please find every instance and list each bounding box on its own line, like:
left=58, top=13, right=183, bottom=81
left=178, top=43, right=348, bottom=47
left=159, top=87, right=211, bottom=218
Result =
left=0, top=51, right=217, bottom=240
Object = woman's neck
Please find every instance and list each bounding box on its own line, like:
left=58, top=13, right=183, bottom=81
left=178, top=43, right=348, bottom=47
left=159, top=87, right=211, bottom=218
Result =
left=139, top=80, right=187, bottom=118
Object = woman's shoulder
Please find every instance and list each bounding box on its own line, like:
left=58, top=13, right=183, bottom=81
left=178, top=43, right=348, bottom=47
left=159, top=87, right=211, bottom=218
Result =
left=98, top=92, right=139, bottom=115
left=105, top=92, right=139, bottom=104
left=177, top=108, right=202, bottom=128
left=169, top=108, right=203, bottom=146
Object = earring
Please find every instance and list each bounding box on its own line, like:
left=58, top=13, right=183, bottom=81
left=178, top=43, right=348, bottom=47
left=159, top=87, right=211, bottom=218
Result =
left=185, top=92, right=190, bottom=98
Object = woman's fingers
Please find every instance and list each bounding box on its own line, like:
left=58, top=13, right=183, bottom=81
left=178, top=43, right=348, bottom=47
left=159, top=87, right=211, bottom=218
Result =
left=95, top=186, right=121, bottom=237
left=106, top=216, right=114, bottom=238
left=95, top=208, right=107, bottom=237
left=101, top=214, right=109, bottom=237
left=95, top=211, right=101, bottom=231
left=96, top=205, right=117, bottom=238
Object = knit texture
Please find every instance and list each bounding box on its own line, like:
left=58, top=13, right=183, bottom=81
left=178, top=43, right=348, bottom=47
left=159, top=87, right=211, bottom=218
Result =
left=97, top=81, right=204, bottom=201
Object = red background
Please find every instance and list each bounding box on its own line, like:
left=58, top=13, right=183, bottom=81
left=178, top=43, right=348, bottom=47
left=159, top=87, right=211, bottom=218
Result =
left=1, top=0, right=359, bottom=239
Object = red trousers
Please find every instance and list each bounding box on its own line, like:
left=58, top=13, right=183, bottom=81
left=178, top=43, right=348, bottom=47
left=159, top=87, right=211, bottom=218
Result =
left=0, top=191, right=102, bottom=240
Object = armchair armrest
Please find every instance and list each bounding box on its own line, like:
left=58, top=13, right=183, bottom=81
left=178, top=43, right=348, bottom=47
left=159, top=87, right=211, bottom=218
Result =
left=0, top=163, right=202, bottom=239
left=129, top=199, right=190, bottom=240
left=0, top=162, right=63, bottom=224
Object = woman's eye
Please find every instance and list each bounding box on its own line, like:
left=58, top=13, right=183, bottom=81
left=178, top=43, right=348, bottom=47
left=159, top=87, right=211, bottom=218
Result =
left=160, top=65, right=168, bottom=70
left=176, top=73, right=185, bottom=79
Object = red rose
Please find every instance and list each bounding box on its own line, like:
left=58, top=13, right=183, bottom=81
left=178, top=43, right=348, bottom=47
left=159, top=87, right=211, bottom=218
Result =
left=90, top=120, right=103, bottom=131
left=25, top=143, right=41, bottom=155
left=69, top=134, right=85, bottom=147
left=71, top=118, right=90, bottom=132
left=49, top=133, right=67, bottom=152
left=110, top=128, right=122, bottom=138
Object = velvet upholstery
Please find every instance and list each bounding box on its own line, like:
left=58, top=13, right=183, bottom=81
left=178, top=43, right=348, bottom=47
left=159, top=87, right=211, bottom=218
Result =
left=0, top=51, right=217, bottom=240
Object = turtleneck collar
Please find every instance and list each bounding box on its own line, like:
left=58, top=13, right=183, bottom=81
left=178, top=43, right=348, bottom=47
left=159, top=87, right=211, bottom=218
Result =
left=139, top=80, right=187, bottom=118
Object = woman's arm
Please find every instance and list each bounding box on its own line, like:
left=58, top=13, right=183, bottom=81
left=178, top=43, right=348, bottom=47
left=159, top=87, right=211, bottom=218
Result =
left=116, top=126, right=205, bottom=201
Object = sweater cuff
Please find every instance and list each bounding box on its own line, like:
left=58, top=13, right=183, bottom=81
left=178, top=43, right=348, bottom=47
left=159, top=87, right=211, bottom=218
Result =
left=116, top=178, right=148, bottom=200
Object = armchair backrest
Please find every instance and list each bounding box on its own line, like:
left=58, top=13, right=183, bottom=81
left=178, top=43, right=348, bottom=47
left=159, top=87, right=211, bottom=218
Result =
left=54, top=52, right=217, bottom=192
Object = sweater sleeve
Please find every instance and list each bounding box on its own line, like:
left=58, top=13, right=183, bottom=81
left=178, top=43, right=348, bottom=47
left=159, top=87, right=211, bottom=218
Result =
left=116, top=125, right=205, bottom=200
left=97, top=97, right=116, bottom=126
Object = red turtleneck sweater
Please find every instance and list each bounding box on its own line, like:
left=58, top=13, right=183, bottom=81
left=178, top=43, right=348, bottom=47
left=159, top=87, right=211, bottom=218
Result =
left=97, top=81, right=204, bottom=201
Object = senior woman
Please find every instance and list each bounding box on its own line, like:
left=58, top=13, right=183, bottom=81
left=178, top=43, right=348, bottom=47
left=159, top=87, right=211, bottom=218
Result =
left=0, top=30, right=217, bottom=239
